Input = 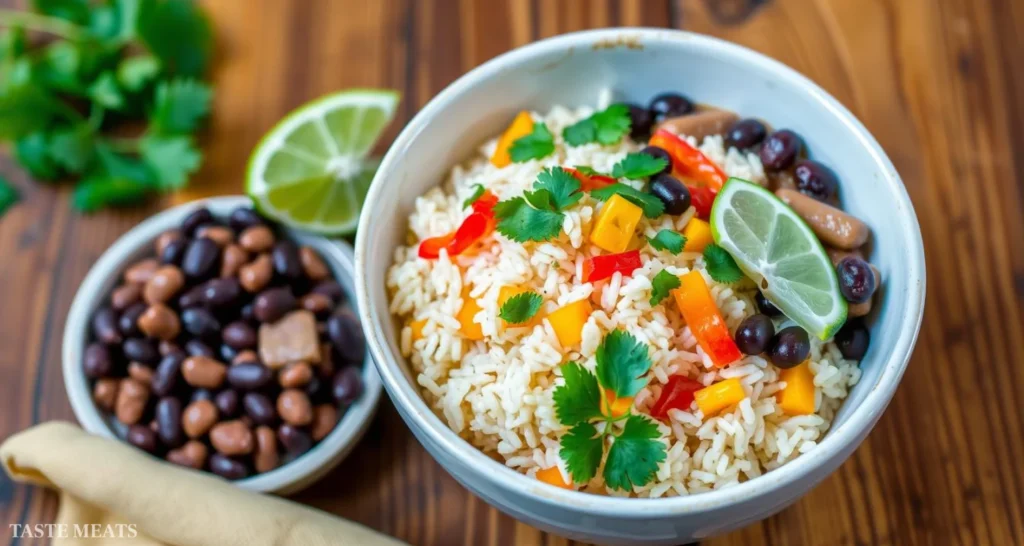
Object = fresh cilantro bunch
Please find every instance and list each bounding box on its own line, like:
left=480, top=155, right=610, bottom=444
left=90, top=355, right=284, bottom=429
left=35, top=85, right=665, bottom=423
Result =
left=494, top=167, right=581, bottom=243
left=553, top=329, right=667, bottom=490
left=0, top=0, right=214, bottom=216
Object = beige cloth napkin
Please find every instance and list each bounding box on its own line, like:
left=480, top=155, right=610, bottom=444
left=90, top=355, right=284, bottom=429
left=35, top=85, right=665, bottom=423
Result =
left=1, top=422, right=406, bottom=546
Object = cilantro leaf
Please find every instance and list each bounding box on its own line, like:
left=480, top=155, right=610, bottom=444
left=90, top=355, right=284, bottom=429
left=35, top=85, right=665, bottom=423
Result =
left=530, top=167, right=581, bottom=211
left=32, top=0, right=91, bottom=24
left=589, top=183, right=665, bottom=218
left=509, top=122, right=554, bottom=162
left=603, top=414, right=666, bottom=491
left=0, top=85, right=75, bottom=139
left=15, top=133, right=61, bottom=180
left=559, top=422, right=603, bottom=484
left=139, top=135, right=201, bottom=190
left=117, top=55, right=161, bottom=92
left=499, top=291, right=543, bottom=325
left=150, top=78, right=212, bottom=134
left=704, top=243, right=745, bottom=283
left=553, top=362, right=602, bottom=426
left=0, top=177, right=20, bottom=217
left=563, top=104, right=631, bottom=146
left=648, top=229, right=686, bottom=254
left=48, top=125, right=96, bottom=174
left=89, top=0, right=142, bottom=42
left=462, top=184, right=485, bottom=209
left=611, top=152, right=669, bottom=180
left=136, top=0, right=213, bottom=78
left=650, top=269, right=681, bottom=306
left=38, top=41, right=83, bottom=92
left=88, top=71, right=126, bottom=110
left=595, top=330, right=652, bottom=398
left=493, top=197, right=563, bottom=243
left=94, top=143, right=155, bottom=185
left=72, top=175, right=150, bottom=212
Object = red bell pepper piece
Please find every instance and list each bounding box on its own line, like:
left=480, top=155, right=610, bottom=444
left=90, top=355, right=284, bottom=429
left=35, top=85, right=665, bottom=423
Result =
left=649, top=129, right=728, bottom=191
left=419, top=195, right=497, bottom=259
left=418, top=233, right=455, bottom=259
left=649, top=375, right=704, bottom=420
left=471, top=190, right=498, bottom=215
left=688, top=184, right=716, bottom=220
left=565, top=167, right=616, bottom=191
left=582, top=249, right=642, bottom=283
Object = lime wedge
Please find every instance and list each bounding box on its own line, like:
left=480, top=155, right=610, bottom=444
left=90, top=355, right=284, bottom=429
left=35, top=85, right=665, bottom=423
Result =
left=710, top=178, right=848, bottom=340
left=246, top=89, right=400, bottom=235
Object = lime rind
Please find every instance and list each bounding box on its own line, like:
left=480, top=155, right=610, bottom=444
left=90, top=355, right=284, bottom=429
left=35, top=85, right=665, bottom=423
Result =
left=246, top=89, right=400, bottom=235
left=710, top=178, right=848, bottom=340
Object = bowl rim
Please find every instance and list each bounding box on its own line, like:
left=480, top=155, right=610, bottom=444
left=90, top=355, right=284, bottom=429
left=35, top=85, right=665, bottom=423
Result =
left=62, top=195, right=383, bottom=494
left=356, top=27, right=926, bottom=515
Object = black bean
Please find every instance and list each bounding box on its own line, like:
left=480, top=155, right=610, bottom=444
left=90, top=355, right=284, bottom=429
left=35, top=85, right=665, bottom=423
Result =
left=769, top=326, right=811, bottom=368
left=118, top=303, right=146, bottom=337
left=182, top=307, right=221, bottom=338
left=228, top=363, right=275, bottom=391
left=199, top=277, right=241, bottom=307
left=755, top=291, right=782, bottom=317
left=126, top=425, right=158, bottom=454
left=759, top=129, right=803, bottom=171
left=640, top=146, right=672, bottom=175
left=310, top=280, right=345, bottom=304
left=835, top=320, right=870, bottom=360
left=180, top=207, right=214, bottom=237
left=178, top=285, right=206, bottom=309
left=219, top=343, right=238, bottom=362
left=182, top=238, right=220, bottom=281
left=155, top=397, right=184, bottom=448
left=209, top=453, right=249, bottom=480
left=215, top=389, right=240, bottom=418
left=735, top=314, right=776, bottom=355
left=271, top=241, right=302, bottom=281
left=837, top=257, right=876, bottom=304
left=151, top=354, right=184, bottom=397
left=648, top=92, right=694, bottom=121
left=123, top=338, right=159, bottom=365
left=222, top=321, right=257, bottom=349
left=243, top=392, right=277, bottom=425
left=228, top=207, right=266, bottom=232
left=185, top=339, right=216, bottom=358
left=623, top=103, right=653, bottom=140
left=191, top=388, right=215, bottom=403
left=92, top=307, right=122, bottom=345
left=327, top=312, right=366, bottom=364
left=84, top=343, right=113, bottom=378
left=725, top=118, right=768, bottom=150
left=160, top=238, right=189, bottom=266
left=277, top=424, right=312, bottom=456
left=306, top=376, right=332, bottom=405
left=253, top=287, right=296, bottom=323
left=648, top=174, right=692, bottom=216
left=332, top=366, right=364, bottom=406
left=793, top=160, right=838, bottom=202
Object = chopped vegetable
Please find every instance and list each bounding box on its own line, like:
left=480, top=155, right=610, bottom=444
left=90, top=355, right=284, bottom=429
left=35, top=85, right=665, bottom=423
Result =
left=611, top=152, right=669, bottom=180
left=671, top=271, right=742, bottom=368
left=417, top=232, right=455, bottom=259
left=582, top=249, right=641, bottom=283
left=471, top=190, right=498, bottom=215
left=498, top=291, right=543, bottom=325
left=649, top=375, right=703, bottom=420
left=703, top=243, right=745, bottom=283
left=649, top=129, right=728, bottom=190
left=490, top=111, right=534, bottom=167
left=494, top=167, right=580, bottom=243
left=535, top=466, right=573, bottom=489
left=649, top=269, right=681, bottom=306
left=682, top=218, right=714, bottom=253
left=410, top=319, right=427, bottom=341
left=563, top=104, right=631, bottom=146
left=777, top=361, right=816, bottom=415
left=694, top=378, right=746, bottom=416
left=590, top=194, right=643, bottom=253
left=647, top=229, right=686, bottom=254
left=510, top=122, right=555, bottom=163
left=590, top=183, right=665, bottom=218
left=417, top=209, right=495, bottom=259
left=457, top=290, right=484, bottom=340
left=600, top=389, right=633, bottom=419
left=565, top=167, right=616, bottom=191
left=462, top=184, right=485, bottom=208
left=547, top=299, right=592, bottom=348
left=688, top=184, right=716, bottom=220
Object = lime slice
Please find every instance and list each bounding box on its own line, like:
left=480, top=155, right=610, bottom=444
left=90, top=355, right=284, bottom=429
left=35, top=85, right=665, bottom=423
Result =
left=246, top=89, right=400, bottom=235
left=710, top=178, right=848, bottom=340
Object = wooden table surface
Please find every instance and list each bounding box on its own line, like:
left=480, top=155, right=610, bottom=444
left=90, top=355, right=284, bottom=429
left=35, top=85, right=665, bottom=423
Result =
left=2, top=0, right=1023, bottom=544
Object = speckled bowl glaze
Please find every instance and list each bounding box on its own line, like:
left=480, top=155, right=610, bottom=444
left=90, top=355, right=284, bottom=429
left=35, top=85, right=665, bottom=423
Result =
left=355, top=29, right=925, bottom=545
left=63, top=196, right=383, bottom=495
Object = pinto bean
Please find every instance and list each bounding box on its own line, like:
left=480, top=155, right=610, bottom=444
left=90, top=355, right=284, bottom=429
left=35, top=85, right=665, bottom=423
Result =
left=775, top=189, right=870, bottom=250
left=653, top=109, right=739, bottom=142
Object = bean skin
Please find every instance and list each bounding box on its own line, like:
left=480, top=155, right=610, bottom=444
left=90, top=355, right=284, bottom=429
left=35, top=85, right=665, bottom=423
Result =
left=151, top=354, right=184, bottom=397
left=209, top=454, right=249, bottom=480
left=155, top=397, right=185, bottom=448
left=92, top=307, right=122, bottom=345
left=84, top=343, right=113, bottom=378
left=126, top=425, right=158, bottom=454
left=243, top=392, right=278, bottom=426
left=180, top=207, right=213, bottom=237
left=272, top=241, right=303, bottom=281
left=182, top=238, right=221, bottom=281
left=327, top=312, right=366, bottom=363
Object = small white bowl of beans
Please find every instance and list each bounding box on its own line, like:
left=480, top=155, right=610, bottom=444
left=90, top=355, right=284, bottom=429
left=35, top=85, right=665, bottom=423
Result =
left=62, top=195, right=382, bottom=495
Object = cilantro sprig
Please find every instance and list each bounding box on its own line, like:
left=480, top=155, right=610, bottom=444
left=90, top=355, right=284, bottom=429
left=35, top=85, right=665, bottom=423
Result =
left=553, top=330, right=666, bottom=490
left=563, top=104, right=631, bottom=146
left=704, top=243, right=745, bottom=283
left=648, top=229, right=686, bottom=254
left=495, top=167, right=580, bottom=243
left=0, top=0, right=214, bottom=216
left=611, top=152, right=669, bottom=180
left=499, top=292, right=543, bottom=324
left=509, top=122, right=555, bottom=162
left=589, top=183, right=665, bottom=218
left=650, top=269, right=681, bottom=306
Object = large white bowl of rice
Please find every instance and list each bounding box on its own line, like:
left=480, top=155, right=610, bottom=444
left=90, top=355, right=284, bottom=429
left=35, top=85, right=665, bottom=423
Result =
left=355, top=28, right=925, bottom=545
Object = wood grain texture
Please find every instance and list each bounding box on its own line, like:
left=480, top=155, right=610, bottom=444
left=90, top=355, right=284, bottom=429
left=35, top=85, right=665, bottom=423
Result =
left=1, top=0, right=1023, bottom=544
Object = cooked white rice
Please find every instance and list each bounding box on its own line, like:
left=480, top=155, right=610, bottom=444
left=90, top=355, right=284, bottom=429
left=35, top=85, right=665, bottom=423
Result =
left=386, top=103, right=861, bottom=497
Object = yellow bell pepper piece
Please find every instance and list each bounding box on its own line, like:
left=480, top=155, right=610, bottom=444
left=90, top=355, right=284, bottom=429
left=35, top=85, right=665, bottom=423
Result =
left=490, top=111, right=534, bottom=168
left=547, top=298, right=592, bottom=348
left=682, top=218, right=714, bottom=253
left=536, top=466, right=573, bottom=489
left=410, top=319, right=427, bottom=341
left=590, top=194, right=643, bottom=253
left=457, top=290, right=484, bottom=340
left=600, top=389, right=633, bottom=419
left=498, top=285, right=543, bottom=327
left=694, top=378, right=746, bottom=416
left=778, top=361, right=816, bottom=415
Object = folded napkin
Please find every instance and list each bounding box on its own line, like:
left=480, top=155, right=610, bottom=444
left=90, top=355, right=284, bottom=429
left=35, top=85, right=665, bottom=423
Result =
left=1, top=422, right=406, bottom=546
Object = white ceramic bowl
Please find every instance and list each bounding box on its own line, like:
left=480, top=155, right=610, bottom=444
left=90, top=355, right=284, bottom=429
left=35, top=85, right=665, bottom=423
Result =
left=356, top=29, right=925, bottom=545
left=63, top=196, right=382, bottom=495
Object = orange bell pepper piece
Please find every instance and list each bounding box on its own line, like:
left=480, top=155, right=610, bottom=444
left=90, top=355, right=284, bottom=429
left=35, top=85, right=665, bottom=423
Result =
left=536, top=466, right=573, bottom=489
left=671, top=271, right=742, bottom=367
left=491, top=111, right=534, bottom=168
left=649, top=129, right=727, bottom=191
